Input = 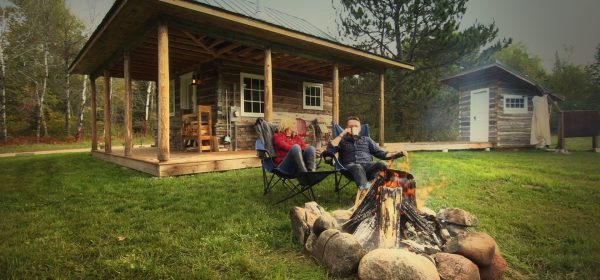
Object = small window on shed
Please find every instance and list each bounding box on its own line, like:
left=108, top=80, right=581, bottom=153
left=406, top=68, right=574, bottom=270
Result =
left=503, top=94, right=528, bottom=114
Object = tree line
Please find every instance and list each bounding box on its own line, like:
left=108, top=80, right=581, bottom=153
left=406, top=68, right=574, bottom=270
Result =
left=0, top=0, right=598, bottom=145
left=0, top=0, right=156, bottom=144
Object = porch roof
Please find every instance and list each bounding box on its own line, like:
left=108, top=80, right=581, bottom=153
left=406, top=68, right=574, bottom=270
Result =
left=69, top=0, right=414, bottom=80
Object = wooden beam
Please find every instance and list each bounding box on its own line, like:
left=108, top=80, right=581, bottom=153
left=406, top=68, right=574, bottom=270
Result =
left=90, top=76, right=98, bottom=151
left=333, top=64, right=339, bottom=124
left=215, top=42, right=242, bottom=57
left=208, top=38, right=225, bottom=49
left=264, top=48, right=273, bottom=122
left=236, top=46, right=258, bottom=58
left=103, top=70, right=112, bottom=153
left=124, top=51, right=133, bottom=156
left=157, top=23, right=170, bottom=161
left=379, top=72, right=385, bottom=147
left=181, top=30, right=213, bottom=54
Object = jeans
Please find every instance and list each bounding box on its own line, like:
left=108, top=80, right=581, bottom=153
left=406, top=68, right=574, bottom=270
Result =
left=345, top=161, right=387, bottom=189
left=277, top=144, right=316, bottom=175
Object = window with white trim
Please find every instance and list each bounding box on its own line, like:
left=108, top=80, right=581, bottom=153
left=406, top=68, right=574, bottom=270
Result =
left=303, top=82, right=323, bottom=110
left=503, top=94, right=528, bottom=114
left=180, top=72, right=197, bottom=111
left=240, top=73, right=265, bottom=117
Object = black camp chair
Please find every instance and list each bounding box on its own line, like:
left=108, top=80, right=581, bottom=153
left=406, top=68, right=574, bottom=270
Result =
left=255, top=125, right=336, bottom=204
left=322, top=123, right=371, bottom=193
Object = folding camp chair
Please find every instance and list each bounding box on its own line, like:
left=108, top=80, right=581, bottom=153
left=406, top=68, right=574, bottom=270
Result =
left=322, top=123, right=371, bottom=194
left=254, top=119, right=337, bottom=204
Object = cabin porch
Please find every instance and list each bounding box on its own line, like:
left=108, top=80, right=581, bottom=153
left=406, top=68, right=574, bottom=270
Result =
left=92, top=146, right=260, bottom=177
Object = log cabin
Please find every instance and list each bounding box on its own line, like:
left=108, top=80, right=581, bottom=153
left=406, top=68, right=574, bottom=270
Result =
left=69, top=0, right=414, bottom=176
left=440, top=61, right=564, bottom=148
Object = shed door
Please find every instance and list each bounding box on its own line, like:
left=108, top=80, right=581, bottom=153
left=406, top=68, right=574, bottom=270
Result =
left=470, top=88, right=489, bottom=142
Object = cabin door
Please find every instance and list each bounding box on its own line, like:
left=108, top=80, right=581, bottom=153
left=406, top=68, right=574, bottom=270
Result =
left=470, top=88, right=489, bottom=142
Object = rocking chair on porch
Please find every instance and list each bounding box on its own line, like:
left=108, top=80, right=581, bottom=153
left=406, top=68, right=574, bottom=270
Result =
left=181, top=105, right=215, bottom=152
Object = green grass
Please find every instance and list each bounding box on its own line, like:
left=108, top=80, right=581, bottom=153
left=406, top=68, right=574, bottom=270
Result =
left=0, top=136, right=154, bottom=154
left=1, top=149, right=599, bottom=279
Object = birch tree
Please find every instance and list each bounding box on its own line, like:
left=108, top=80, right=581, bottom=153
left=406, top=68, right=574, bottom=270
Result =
left=0, top=7, right=9, bottom=142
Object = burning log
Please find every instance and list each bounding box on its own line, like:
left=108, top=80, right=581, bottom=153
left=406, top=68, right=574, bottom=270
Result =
left=379, top=186, right=402, bottom=248
left=343, top=168, right=445, bottom=252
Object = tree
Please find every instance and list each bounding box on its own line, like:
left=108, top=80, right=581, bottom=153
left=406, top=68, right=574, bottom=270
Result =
left=3, top=0, right=86, bottom=142
left=492, top=42, right=547, bottom=82
left=335, top=0, right=501, bottom=140
left=588, top=44, right=600, bottom=85
left=549, top=52, right=598, bottom=111
left=56, top=1, right=85, bottom=136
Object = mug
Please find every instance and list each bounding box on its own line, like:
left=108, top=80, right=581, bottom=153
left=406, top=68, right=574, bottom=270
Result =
left=350, top=127, right=360, bottom=139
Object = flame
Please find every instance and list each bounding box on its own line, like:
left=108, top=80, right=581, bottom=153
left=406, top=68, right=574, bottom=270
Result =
left=416, top=177, right=448, bottom=209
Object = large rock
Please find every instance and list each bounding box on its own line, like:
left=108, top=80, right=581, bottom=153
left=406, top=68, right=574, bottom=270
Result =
left=331, top=209, right=353, bottom=225
left=313, top=212, right=338, bottom=236
left=419, top=206, right=437, bottom=218
left=311, top=229, right=365, bottom=276
left=358, top=249, right=440, bottom=280
left=443, top=232, right=496, bottom=266
left=312, top=229, right=340, bottom=262
left=437, top=208, right=479, bottom=227
left=290, top=206, right=310, bottom=245
left=478, top=246, right=507, bottom=280
left=321, top=232, right=366, bottom=277
left=304, top=201, right=326, bottom=229
left=434, top=252, right=480, bottom=280
left=304, top=231, right=318, bottom=254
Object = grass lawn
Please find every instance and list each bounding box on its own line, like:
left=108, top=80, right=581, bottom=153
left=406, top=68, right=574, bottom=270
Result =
left=1, top=146, right=599, bottom=279
left=0, top=136, right=154, bottom=154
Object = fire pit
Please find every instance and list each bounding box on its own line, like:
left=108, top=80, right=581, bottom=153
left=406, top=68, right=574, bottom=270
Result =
left=289, top=169, right=507, bottom=279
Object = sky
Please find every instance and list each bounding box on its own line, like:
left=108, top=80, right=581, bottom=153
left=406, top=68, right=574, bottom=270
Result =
left=66, top=0, right=600, bottom=71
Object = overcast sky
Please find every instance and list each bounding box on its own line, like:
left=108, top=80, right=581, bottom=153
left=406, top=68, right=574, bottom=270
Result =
left=66, top=0, right=600, bottom=71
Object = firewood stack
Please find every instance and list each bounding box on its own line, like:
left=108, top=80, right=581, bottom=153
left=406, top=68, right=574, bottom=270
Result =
left=289, top=170, right=507, bottom=279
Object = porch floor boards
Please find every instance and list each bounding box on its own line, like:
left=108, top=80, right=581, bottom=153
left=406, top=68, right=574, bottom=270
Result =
left=92, top=147, right=260, bottom=177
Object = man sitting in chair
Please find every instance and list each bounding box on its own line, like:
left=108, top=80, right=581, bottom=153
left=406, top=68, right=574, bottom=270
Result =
left=326, top=116, right=406, bottom=192
left=273, top=118, right=316, bottom=175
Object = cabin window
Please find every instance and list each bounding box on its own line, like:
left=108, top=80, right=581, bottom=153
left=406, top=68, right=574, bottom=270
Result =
left=503, top=94, right=528, bottom=114
left=240, top=73, right=265, bottom=117
left=169, top=79, right=175, bottom=116
left=180, top=72, right=197, bottom=111
left=302, top=82, right=323, bottom=110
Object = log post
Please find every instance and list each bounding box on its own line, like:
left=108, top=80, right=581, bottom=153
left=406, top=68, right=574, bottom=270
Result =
left=558, top=111, right=565, bottom=152
left=157, top=23, right=170, bottom=161
left=593, top=135, right=598, bottom=152
left=379, top=186, right=402, bottom=249
left=333, top=64, right=339, bottom=124
left=123, top=51, right=133, bottom=156
left=379, top=72, right=385, bottom=147
left=264, top=48, right=273, bottom=122
left=90, top=76, right=98, bottom=151
left=103, top=70, right=112, bottom=153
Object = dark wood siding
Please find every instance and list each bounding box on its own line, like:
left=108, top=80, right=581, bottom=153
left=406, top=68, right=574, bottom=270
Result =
left=169, top=59, right=334, bottom=150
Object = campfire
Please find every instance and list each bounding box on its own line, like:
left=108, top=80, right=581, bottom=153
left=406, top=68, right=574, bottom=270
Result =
left=290, top=165, right=507, bottom=279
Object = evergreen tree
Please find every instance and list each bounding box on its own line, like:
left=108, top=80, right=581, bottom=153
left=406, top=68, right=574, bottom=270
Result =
left=336, top=0, right=502, bottom=140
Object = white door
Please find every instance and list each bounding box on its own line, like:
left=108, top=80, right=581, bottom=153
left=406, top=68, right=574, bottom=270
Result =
left=470, top=88, right=489, bottom=142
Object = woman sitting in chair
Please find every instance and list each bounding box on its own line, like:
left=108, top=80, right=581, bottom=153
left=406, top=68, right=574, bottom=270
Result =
left=273, top=118, right=316, bottom=175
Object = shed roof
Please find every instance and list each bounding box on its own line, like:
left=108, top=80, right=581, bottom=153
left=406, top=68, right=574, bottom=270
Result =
left=440, top=61, right=564, bottom=101
left=69, top=0, right=414, bottom=79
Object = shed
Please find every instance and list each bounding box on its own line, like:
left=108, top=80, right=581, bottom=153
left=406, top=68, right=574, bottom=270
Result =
left=440, top=61, right=563, bottom=148
left=69, top=0, right=414, bottom=176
